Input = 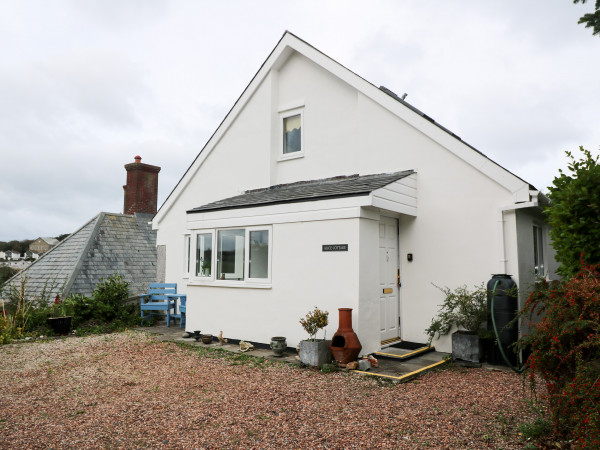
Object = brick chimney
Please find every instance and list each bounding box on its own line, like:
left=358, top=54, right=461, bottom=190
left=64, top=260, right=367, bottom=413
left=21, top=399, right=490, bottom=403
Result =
left=123, top=155, right=161, bottom=215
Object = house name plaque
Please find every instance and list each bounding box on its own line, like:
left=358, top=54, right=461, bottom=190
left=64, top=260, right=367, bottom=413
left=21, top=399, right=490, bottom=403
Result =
left=322, top=244, right=348, bottom=252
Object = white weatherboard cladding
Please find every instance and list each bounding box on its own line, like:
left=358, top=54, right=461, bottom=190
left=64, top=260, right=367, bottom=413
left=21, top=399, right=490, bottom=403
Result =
left=184, top=219, right=360, bottom=349
left=155, top=36, right=547, bottom=354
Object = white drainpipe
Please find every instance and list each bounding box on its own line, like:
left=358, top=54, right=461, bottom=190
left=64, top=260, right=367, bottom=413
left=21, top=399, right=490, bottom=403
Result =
left=497, top=191, right=540, bottom=274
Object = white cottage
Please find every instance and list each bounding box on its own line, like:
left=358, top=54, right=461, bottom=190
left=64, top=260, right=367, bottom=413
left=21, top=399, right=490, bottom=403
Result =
left=153, top=32, right=558, bottom=354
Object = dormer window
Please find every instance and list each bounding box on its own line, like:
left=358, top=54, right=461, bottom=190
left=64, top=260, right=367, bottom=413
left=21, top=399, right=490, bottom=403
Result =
left=280, top=107, right=304, bottom=159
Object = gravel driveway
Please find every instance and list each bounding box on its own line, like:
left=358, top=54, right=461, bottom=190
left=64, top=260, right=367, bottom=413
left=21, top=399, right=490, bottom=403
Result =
left=0, top=332, right=540, bottom=449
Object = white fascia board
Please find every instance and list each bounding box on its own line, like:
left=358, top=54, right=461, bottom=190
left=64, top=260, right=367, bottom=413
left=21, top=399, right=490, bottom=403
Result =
left=187, top=196, right=370, bottom=229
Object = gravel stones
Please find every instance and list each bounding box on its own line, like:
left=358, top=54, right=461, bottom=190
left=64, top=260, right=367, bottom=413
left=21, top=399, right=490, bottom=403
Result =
left=0, top=332, right=542, bottom=448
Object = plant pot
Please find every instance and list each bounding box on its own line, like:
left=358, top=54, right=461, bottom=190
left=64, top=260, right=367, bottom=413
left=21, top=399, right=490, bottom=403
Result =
left=201, top=334, right=213, bottom=344
left=299, top=339, right=331, bottom=367
left=452, top=331, right=482, bottom=363
left=47, top=316, right=72, bottom=335
left=270, top=336, right=287, bottom=357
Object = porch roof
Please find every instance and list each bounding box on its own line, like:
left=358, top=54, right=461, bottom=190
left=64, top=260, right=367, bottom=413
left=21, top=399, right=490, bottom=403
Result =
left=187, top=170, right=414, bottom=214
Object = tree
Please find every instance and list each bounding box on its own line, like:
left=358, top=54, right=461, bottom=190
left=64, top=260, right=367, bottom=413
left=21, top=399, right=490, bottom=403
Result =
left=546, top=146, right=600, bottom=275
left=0, top=266, right=19, bottom=288
left=574, top=0, right=600, bottom=36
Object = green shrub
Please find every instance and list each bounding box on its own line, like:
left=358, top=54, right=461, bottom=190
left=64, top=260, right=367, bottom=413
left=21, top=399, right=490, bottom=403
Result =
left=299, top=306, right=329, bottom=341
left=519, top=261, right=600, bottom=447
left=547, top=147, right=600, bottom=276
left=70, top=274, right=139, bottom=331
left=425, top=284, right=489, bottom=342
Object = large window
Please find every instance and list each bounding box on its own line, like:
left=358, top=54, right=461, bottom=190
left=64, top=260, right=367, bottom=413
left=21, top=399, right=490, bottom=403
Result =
left=533, top=225, right=544, bottom=277
left=191, top=226, right=271, bottom=283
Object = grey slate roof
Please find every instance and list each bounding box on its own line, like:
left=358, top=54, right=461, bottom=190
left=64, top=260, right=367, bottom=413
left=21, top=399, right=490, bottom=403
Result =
left=188, top=170, right=413, bottom=214
left=3, top=212, right=157, bottom=302
left=41, top=237, right=59, bottom=246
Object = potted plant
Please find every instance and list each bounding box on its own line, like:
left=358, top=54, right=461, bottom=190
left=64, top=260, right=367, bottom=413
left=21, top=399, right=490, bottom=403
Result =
left=425, top=284, right=489, bottom=363
left=299, top=306, right=331, bottom=367
left=47, top=295, right=74, bottom=335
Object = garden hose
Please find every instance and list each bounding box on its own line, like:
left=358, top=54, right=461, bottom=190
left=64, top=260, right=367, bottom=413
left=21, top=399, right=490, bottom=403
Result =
left=490, top=280, right=525, bottom=373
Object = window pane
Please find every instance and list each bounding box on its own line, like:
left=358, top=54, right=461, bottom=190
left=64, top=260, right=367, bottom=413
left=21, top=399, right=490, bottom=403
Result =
left=217, top=229, right=245, bottom=280
left=186, top=235, right=191, bottom=274
left=249, top=230, right=269, bottom=279
left=533, top=226, right=544, bottom=276
left=283, top=114, right=301, bottom=154
left=196, top=233, right=212, bottom=277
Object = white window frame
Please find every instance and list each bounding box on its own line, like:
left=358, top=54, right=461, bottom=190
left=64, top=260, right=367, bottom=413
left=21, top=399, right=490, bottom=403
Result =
left=279, top=106, right=304, bottom=161
left=193, top=229, right=215, bottom=281
left=245, top=226, right=272, bottom=283
left=533, top=225, right=545, bottom=277
left=190, top=226, right=272, bottom=285
left=183, top=234, right=191, bottom=278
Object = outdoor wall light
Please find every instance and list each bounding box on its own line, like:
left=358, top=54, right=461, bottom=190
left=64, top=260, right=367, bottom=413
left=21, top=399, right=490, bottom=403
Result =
left=407, top=253, right=413, bottom=262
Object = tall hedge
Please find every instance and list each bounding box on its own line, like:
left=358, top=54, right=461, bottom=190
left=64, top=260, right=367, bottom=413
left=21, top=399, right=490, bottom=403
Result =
left=546, top=146, right=600, bottom=276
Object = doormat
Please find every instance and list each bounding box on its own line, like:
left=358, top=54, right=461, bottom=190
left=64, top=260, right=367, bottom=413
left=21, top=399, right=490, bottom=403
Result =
left=390, top=341, right=427, bottom=350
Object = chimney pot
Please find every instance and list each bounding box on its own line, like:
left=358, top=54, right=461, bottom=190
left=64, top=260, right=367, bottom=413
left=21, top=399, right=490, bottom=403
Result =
left=123, top=157, right=160, bottom=215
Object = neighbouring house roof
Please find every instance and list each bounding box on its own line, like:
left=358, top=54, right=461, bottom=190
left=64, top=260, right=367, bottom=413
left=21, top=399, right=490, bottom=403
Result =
left=41, top=237, right=59, bottom=246
left=2, top=212, right=157, bottom=302
left=188, top=170, right=414, bottom=213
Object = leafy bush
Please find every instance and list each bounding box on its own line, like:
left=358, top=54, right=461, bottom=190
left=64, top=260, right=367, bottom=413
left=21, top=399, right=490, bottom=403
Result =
left=70, top=274, right=139, bottom=330
left=0, top=273, right=140, bottom=342
left=299, top=306, right=329, bottom=341
left=425, top=284, right=489, bottom=342
left=547, top=147, right=600, bottom=276
left=519, top=260, right=600, bottom=447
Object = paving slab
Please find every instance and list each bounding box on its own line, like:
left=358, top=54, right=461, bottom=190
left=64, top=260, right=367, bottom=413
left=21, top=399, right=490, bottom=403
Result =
left=136, top=325, right=452, bottom=382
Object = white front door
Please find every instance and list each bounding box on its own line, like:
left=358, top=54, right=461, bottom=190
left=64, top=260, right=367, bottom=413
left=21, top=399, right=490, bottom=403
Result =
left=379, top=216, right=399, bottom=342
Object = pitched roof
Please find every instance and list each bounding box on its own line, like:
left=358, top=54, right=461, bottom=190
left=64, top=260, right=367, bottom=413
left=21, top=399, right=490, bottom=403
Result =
left=155, top=31, right=534, bottom=226
left=41, top=237, right=59, bottom=246
left=3, top=212, right=157, bottom=301
left=188, top=170, right=413, bottom=213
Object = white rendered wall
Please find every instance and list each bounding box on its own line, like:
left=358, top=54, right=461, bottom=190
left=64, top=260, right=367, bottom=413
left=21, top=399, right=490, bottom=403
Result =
left=183, top=218, right=361, bottom=349
left=155, top=50, right=544, bottom=353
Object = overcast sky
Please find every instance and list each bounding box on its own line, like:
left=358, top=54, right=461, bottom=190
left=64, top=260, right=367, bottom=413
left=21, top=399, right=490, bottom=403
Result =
left=1, top=1, right=599, bottom=241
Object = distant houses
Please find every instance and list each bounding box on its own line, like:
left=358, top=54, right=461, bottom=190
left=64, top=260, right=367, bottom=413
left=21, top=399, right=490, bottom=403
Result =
left=29, top=237, right=59, bottom=254
left=0, top=250, right=39, bottom=271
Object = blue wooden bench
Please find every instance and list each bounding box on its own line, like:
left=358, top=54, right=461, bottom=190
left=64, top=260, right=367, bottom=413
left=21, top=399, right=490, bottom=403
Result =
left=140, top=283, right=185, bottom=327
left=169, top=293, right=186, bottom=329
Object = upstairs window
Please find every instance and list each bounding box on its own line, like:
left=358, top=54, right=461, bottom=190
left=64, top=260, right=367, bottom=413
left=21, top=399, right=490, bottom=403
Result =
left=280, top=107, right=304, bottom=159
left=533, top=225, right=544, bottom=276
left=283, top=114, right=301, bottom=153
